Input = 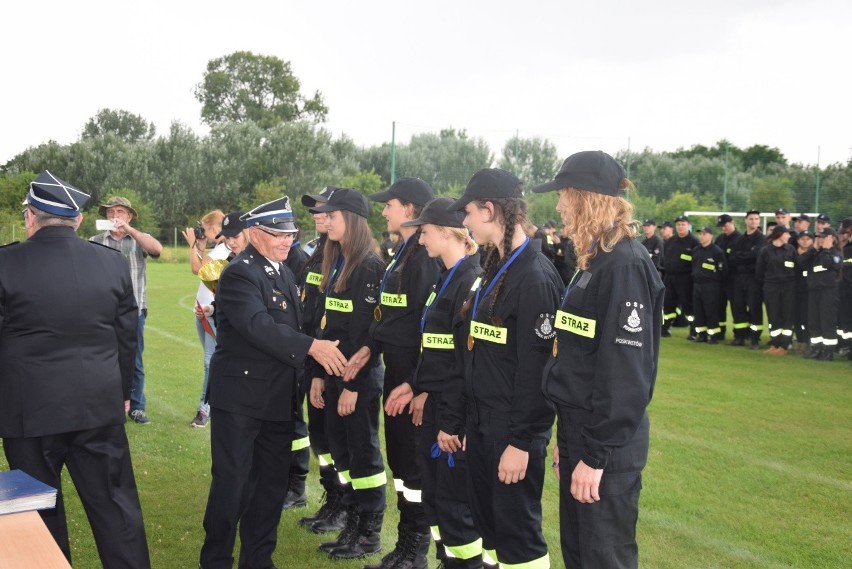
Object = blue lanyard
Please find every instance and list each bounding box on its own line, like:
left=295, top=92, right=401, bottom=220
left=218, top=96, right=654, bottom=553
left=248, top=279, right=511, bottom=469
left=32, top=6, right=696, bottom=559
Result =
left=420, top=256, right=465, bottom=333
left=325, top=255, right=345, bottom=298
left=431, top=442, right=455, bottom=468
left=561, top=269, right=581, bottom=304
left=471, top=237, right=529, bottom=318
left=379, top=235, right=410, bottom=296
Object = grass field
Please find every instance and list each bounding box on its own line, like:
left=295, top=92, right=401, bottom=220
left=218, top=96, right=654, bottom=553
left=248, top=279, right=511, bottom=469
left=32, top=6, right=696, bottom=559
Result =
left=2, top=257, right=851, bottom=568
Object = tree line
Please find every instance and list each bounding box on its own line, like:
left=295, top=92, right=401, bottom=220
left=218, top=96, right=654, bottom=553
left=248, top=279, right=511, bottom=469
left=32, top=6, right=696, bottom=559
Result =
left=1, top=51, right=849, bottom=245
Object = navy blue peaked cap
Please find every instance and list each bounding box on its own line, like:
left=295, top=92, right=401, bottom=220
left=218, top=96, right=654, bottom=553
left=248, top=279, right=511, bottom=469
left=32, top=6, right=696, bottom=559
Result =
left=26, top=170, right=90, bottom=217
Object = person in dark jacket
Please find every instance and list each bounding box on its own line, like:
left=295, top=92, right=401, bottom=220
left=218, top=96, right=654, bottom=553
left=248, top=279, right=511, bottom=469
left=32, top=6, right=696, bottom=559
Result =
left=756, top=225, right=797, bottom=355
left=838, top=218, right=852, bottom=360
left=384, top=197, right=485, bottom=568
left=0, top=171, right=150, bottom=568
left=794, top=231, right=816, bottom=354
left=536, top=151, right=664, bottom=569
left=804, top=228, right=843, bottom=361
left=642, top=218, right=664, bottom=274
left=661, top=215, right=699, bottom=337
left=729, top=210, right=766, bottom=349
left=450, top=168, right=561, bottom=569
left=308, top=189, right=388, bottom=561
left=199, top=197, right=348, bottom=569
left=714, top=214, right=741, bottom=340
left=691, top=227, right=726, bottom=344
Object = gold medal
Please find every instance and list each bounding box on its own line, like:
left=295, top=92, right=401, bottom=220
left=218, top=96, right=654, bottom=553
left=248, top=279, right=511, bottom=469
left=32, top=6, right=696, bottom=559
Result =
left=374, top=306, right=382, bottom=321
left=320, top=313, right=327, bottom=330
left=300, top=288, right=306, bottom=302
left=281, top=299, right=287, bottom=310
left=552, top=337, right=558, bottom=358
left=467, top=334, right=474, bottom=351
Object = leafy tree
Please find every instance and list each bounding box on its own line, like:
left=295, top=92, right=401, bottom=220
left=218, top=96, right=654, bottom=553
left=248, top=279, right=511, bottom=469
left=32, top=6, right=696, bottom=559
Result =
left=497, top=135, right=560, bottom=190
left=741, top=144, right=787, bottom=170
left=749, top=177, right=794, bottom=213
left=655, top=191, right=719, bottom=231
left=82, top=109, right=156, bottom=143
left=394, top=129, right=492, bottom=196
left=338, top=170, right=385, bottom=238
left=194, top=51, right=328, bottom=129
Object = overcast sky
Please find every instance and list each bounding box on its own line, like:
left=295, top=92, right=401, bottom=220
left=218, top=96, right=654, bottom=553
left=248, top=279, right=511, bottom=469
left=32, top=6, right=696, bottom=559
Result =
left=2, top=0, right=850, bottom=169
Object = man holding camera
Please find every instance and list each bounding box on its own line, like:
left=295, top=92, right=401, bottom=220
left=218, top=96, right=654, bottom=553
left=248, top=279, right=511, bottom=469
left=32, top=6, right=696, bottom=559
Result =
left=90, top=196, right=163, bottom=424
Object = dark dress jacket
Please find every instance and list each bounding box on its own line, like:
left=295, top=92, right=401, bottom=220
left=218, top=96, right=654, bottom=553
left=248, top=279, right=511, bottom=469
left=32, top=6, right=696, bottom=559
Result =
left=0, top=226, right=138, bottom=438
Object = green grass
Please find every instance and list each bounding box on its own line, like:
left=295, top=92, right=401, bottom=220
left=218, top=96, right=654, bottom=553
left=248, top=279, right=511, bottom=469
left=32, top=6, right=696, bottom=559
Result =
left=3, top=260, right=851, bottom=568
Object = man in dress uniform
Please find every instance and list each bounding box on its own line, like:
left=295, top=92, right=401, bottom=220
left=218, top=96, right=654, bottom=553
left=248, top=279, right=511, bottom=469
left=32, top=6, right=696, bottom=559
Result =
left=0, top=171, right=150, bottom=567
left=199, top=196, right=348, bottom=569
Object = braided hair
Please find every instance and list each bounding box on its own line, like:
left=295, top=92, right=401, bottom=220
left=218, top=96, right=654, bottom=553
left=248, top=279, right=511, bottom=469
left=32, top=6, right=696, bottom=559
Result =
left=394, top=201, right=425, bottom=294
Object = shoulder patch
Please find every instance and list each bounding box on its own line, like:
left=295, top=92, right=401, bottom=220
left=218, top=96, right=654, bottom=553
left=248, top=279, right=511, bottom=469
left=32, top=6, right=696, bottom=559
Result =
left=619, top=301, right=645, bottom=334
left=364, top=282, right=378, bottom=304
left=534, top=312, right=556, bottom=339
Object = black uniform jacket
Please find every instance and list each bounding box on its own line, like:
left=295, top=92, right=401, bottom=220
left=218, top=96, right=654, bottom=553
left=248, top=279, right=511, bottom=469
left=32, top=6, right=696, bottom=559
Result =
left=285, top=243, right=309, bottom=285
left=642, top=234, right=664, bottom=272
left=369, top=235, right=440, bottom=352
left=691, top=243, right=726, bottom=284
left=731, top=230, right=765, bottom=275
left=842, top=242, right=852, bottom=289
left=756, top=243, right=796, bottom=284
left=662, top=233, right=699, bottom=274
left=466, top=241, right=561, bottom=451
left=410, top=253, right=482, bottom=436
left=208, top=243, right=314, bottom=421
left=299, top=236, right=326, bottom=338
left=715, top=230, right=741, bottom=279
left=807, top=248, right=842, bottom=290
left=0, top=226, right=138, bottom=438
left=542, top=238, right=665, bottom=470
left=314, top=252, right=386, bottom=392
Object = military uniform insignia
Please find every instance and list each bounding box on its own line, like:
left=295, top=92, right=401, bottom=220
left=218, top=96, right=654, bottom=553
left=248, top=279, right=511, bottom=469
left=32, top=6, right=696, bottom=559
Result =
left=264, top=265, right=276, bottom=277
left=364, top=282, right=378, bottom=305
left=620, top=301, right=644, bottom=333
left=534, top=313, right=556, bottom=339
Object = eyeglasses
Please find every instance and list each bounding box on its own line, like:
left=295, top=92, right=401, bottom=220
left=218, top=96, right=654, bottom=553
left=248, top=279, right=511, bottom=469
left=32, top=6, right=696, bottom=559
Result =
left=255, top=226, right=296, bottom=240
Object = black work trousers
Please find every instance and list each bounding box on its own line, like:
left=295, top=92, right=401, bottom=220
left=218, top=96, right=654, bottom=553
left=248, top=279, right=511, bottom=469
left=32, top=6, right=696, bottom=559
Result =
left=693, top=282, right=721, bottom=336
left=663, top=272, right=693, bottom=325
left=808, top=287, right=839, bottom=347
left=764, top=282, right=794, bottom=348
left=732, top=272, right=763, bottom=339
left=3, top=425, right=150, bottom=569
left=557, top=408, right=649, bottom=569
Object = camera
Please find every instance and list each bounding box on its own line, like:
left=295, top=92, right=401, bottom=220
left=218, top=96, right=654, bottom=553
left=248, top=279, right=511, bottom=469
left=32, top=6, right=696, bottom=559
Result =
left=193, top=222, right=205, bottom=241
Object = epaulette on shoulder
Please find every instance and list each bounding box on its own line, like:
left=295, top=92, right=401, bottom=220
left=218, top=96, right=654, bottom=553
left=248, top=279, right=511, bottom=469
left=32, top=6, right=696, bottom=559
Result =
left=0, top=241, right=21, bottom=249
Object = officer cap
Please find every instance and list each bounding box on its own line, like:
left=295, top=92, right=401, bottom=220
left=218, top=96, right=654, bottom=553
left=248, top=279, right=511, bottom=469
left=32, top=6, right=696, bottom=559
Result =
left=241, top=197, right=297, bottom=233
left=26, top=170, right=90, bottom=217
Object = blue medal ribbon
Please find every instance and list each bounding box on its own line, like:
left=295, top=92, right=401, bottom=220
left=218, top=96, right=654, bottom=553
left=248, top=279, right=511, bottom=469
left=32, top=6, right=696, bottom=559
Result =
left=430, top=442, right=455, bottom=468
left=420, top=256, right=466, bottom=334
left=379, top=235, right=411, bottom=297
left=471, top=237, right=530, bottom=318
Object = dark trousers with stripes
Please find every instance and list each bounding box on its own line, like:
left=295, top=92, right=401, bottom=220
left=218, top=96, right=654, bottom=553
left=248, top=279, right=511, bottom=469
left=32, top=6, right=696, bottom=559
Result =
left=764, top=282, right=794, bottom=348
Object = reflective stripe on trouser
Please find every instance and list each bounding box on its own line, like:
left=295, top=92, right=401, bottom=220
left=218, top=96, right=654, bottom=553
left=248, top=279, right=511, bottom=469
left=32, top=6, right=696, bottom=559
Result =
left=732, top=272, right=762, bottom=339
left=466, top=412, right=549, bottom=567
left=291, top=435, right=310, bottom=451
left=808, top=288, right=839, bottom=349
left=324, top=371, right=386, bottom=513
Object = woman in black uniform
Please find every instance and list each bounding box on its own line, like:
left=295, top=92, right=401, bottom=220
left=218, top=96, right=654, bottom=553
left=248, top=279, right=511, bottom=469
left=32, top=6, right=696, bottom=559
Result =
left=449, top=168, right=562, bottom=569
left=307, top=188, right=388, bottom=560
left=384, top=197, right=484, bottom=569
left=805, top=228, right=843, bottom=361
left=347, top=177, right=440, bottom=569
left=535, top=151, right=664, bottom=569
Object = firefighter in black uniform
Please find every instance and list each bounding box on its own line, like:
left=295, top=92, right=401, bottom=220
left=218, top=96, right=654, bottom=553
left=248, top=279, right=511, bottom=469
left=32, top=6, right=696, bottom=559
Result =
left=805, top=228, right=843, bottom=361
left=448, top=168, right=560, bottom=569
left=384, top=197, right=485, bottom=569
left=342, top=178, right=439, bottom=569
left=535, top=151, right=664, bottom=569
left=729, top=209, right=766, bottom=349
left=691, top=227, right=726, bottom=343
left=641, top=218, right=664, bottom=274
left=793, top=231, right=815, bottom=354
left=756, top=225, right=797, bottom=355
left=838, top=218, right=852, bottom=360
left=661, top=215, right=699, bottom=337
left=295, top=187, right=352, bottom=531
left=308, top=189, right=388, bottom=560
left=714, top=214, right=740, bottom=340
left=200, top=197, right=348, bottom=569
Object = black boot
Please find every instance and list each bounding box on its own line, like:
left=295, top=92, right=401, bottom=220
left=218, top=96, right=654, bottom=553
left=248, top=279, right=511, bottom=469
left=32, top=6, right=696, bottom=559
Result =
left=363, top=524, right=409, bottom=569
left=318, top=506, right=359, bottom=553
left=282, top=474, right=307, bottom=510
left=330, top=511, right=383, bottom=560
left=802, top=345, right=821, bottom=359
left=817, top=347, right=835, bottom=362
left=695, top=332, right=708, bottom=343
left=728, top=337, right=745, bottom=347
left=394, top=531, right=430, bottom=569
left=300, top=489, right=338, bottom=527
left=661, top=322, right=672, bottom=337
left=310, top=492, right=349, bottom=534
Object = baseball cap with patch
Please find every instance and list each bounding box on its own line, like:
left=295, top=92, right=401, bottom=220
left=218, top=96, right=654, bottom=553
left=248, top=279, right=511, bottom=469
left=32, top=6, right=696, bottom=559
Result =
left=370, top=177, right=434, bottom=207
left=216, top=211, right=245, bottom=238
left=643, top=218, right=656, bottom=227
left=716, top=214, right=733, bottom=227
left=302, top=185, right=340, bottom=211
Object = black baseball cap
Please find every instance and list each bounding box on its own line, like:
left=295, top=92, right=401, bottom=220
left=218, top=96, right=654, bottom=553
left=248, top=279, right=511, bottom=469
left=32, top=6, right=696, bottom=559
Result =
left=302, top=185, right=340, bottom=210
left=840, top=217, right=852, bottom=231
left=817, top=227, right=837, bottom=238
left=532, top=151, right=626, bottom=196
left=311, top=187, right=371, bottom=218
left=795, top=213, right=810, bottom=222
left=662, top=221, right=673, bottom=229
left=717, top=214, right=733, bottom=227
left=643, top=218, right=656, bottom=227
left=370, top=177, right=434, bottom=207
left=775, top=207, right=789, bottom=215
left=768, top=224, right=789, bottom=240
left=746, top=209, right=760, bottom=217
left=401, top=197, right=465, bottom=229
left=816, top=213, right=831, bottom=223
left=216, top=211, right=245, bottom=238
left=700, top=226, right=714, bottom=235
left=449, top=168, right=523, bottom=211
left=675, top=215, right=689, bottom=223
